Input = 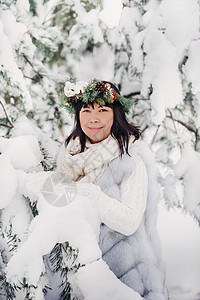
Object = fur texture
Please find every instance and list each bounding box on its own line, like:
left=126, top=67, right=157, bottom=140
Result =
left=96, top=140, right=169, bottom=300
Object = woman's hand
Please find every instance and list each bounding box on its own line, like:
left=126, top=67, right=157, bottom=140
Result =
left=76, top=182, right=102, bottom=204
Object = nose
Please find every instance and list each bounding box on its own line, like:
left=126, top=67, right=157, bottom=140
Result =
left=88, top=111, right=100, bottom=123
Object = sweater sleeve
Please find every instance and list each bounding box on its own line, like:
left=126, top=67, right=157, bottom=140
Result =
left=92, top=154, right=148, bottom=236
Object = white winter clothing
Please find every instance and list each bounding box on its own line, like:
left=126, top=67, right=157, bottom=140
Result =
left=51, top=134, right=168, bottom=300
left=23, top=133, right=168, bottom=300
left=73, top=153, right=148, bottom=236
left=95, top=140, right=169, bottom=299
left=56, top=133, right=136, bottom=184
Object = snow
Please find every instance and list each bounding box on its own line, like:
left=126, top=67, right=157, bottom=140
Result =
left=11, top=116, right=60, bottom=164
left=0, top=135, right=42, bottom=171
left=134, top=0, right=200, bottom=124
left=159, top=0, right=199, bottom=60
left=16, top=0, right=30, bottom=15
left=142, top=30, right=183, bottom=124
left=174, top=145, right=200, bottom=217
left=0, top=11, right=33, bottom=111
left=6, top=180, right=142, bottom=299
left=0, top=154, right=17, bottom=209
left=99, top=0, right=123, bottom=29
left=2, top=131, right=199, bottom=299
left=0, top=10, right=27, bottom=46
left=119, top=7, right=140, bottom=35
left=74, top=44, right=115, bottom=82
left=163, top=174, right=179, bottom=207
left=1, top=193, right=32, bottom=244
left=75, top=259, right=142, bottom=300
left=184, top=40, right=200, bottom=94
left=157, top=201, right=200, bottom=300
left=1, top=0, right=200, bottom=299
left=77, top=9, right=104, bottom=43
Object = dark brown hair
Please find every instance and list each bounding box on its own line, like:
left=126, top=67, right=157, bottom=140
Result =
left=65, top=81, right=141, bottom=158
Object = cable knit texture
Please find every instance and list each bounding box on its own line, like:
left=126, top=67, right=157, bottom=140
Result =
left=90, top=154, right=148, bottom=235
left=56, top=134, right=147, bottom=235
left=74, top=153, right=148, bottom=236
left=56, top=134, right=136, bottom=184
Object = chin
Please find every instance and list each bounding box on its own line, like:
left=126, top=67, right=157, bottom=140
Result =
left=89, top=137, right=101, bottom=143
left=91, top=135, right=110, bottom=143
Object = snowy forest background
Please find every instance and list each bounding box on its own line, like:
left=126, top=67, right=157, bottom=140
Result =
left=0, top=0, right=200, bottom=299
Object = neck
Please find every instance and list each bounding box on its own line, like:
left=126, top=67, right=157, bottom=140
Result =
left=88, top=134, right=111, bottom=144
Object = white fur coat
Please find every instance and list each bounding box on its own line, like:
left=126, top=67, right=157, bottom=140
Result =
left=95, top=140, right=169, bottom=300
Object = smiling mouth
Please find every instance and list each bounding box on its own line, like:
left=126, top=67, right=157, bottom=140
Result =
left=88, top=127, right=103, bottom=131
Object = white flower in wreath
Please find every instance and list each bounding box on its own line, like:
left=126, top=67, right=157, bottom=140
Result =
left=74, top=81, right=88, bottom=94
left=64, top=82, right=77, bottom=97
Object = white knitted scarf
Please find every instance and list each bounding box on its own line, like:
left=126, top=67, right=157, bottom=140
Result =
left=56, top=134, right=136, bottom=184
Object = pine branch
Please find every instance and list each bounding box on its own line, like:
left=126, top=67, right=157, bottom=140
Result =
left=48, top=243, right=71, bottom=299
left=0, top=101, right=14, bottom=129
left=42, top=7, right=69, bottom=25
left=124, top=91, right=140, bottom=98
left=141, top=124, right=148, bottom=134
left=22, top=54, right=43, bottom=82
left=0, top=123, right=13, bottom=129
left=150, top=125, right=160, bottom=146
left=0, top=277, right=16, bottom=300
left=26, top=197, right=38, bottom=217
left=18, top=278, right=37, bottom=300
left=23, top=74, right=40, bottom=83
left=166, top=113, right=199, bottom=150
left=42, top=2, right=67, bottom=25
left=132, top=108, right=149, bottom=118
left=0, top=238, right=16, bottom=300
left=47, top=242, right=80, bottom=299
left=167, top=116, right=196, bottom=134
left=38, top=142, right=55, bottom=171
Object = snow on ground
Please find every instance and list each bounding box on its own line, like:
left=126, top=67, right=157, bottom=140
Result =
left=157, top=201, right=200, bottom=300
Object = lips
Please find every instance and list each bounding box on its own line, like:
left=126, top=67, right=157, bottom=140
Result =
left=88, top=127, right=103, bottom=130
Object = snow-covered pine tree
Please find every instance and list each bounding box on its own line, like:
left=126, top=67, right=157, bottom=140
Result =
left=1, top=0, right=200, bottom=298
left=107, top=0, right=200, bottom=224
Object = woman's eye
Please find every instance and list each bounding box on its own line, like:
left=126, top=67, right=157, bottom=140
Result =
left=83, top=109, right=107, bottom=112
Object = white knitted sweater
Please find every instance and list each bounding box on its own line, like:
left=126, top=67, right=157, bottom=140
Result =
left=25, top=145, right=148, bottom=236
left=75, top=152, right=148, bottom=236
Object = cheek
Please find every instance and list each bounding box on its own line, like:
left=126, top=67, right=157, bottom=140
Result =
left=103, top=115, right=113, bottom=132
left=106, top=113, right=114, bottom=127
left=80, top=113, right=86, bottom=126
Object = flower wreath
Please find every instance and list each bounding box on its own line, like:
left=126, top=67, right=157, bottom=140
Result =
left=60, top=78, right=136, bottom=114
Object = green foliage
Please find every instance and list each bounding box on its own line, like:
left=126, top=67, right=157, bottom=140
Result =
left=60, top=78, right=136, bottom=114
left=30, top=34, right=63, bottom=66
left=82, top=0, right=98, bottom=12
left=47, top=242, right=80, bottom=300
left=29, top=0, right=37, bottom=16
left=84, top=38, right=102, bottom=53
left=14, top=277, right=38, bottom=300
left=39, top=142, right=56, bottom=171
left=27, top=198, right=38, bottom=217
left=0, top=278, right=16, bottom=300
left=45, top=2, right=77, bottom=30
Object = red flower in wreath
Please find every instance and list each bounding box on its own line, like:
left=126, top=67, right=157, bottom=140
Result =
left=113, top=91, right=117, bottom=100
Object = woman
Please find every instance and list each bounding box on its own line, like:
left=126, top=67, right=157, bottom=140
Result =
left=44, top=79, right=168, bottom=300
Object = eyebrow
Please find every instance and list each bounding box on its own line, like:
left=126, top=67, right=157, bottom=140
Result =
left=83, top=105, right=108, bottom=108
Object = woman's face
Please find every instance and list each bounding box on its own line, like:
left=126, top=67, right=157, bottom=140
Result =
left=79, top=102, right=114, bottom=144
